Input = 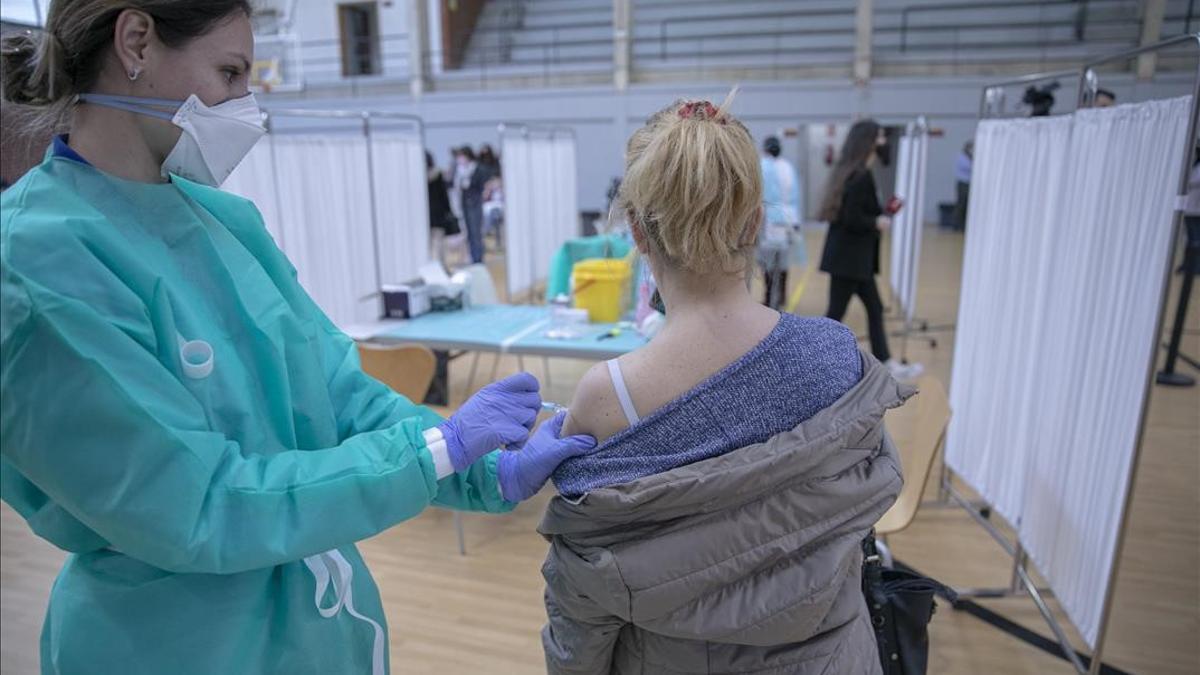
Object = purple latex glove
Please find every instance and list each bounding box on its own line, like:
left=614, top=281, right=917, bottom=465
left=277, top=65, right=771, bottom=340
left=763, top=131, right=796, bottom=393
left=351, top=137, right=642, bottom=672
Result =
left=439, top=373, right=541, bottom=471
left=497, top=412, right=598, bottom=502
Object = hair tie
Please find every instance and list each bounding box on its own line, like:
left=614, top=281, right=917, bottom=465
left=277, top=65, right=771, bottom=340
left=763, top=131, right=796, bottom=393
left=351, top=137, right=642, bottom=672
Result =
left=678, top=100, right=726, bottom=124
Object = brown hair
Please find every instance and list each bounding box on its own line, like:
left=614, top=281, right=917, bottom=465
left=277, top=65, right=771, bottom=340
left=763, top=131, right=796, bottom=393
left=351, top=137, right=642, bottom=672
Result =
left=1, top=0, right=250, bottom=128
left=619, top=93, right=762, bottom=275
left=817, top=118, right=881, bottom=223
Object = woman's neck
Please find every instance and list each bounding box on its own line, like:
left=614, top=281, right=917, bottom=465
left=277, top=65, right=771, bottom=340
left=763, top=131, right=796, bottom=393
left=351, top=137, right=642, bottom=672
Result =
left=656, top=265, right=771, bottom=332
left=69, top=104, right=167, bottom=183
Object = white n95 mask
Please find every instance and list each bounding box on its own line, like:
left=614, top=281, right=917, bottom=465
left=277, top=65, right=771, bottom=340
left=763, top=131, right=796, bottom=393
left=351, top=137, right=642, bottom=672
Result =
left=78, top=92, right=266, bottom=187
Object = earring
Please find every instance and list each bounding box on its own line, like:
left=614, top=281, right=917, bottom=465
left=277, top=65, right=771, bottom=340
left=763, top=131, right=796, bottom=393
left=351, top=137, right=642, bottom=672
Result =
left=128, top=67, right=142, bottom=82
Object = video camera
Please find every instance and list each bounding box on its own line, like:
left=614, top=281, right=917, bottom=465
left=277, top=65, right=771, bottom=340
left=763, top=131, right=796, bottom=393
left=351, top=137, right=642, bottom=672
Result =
left=1022, top=82, right=1061, bottom=117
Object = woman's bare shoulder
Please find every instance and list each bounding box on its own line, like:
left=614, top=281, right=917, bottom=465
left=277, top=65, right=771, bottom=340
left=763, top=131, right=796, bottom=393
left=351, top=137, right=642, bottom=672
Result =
left=562, top=361, right=629, bottom=444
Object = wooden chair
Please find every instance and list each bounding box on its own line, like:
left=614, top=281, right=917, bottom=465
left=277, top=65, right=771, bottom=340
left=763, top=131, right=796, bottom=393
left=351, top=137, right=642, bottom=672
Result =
left=358, top=343, right=474, bottom=553
left=357, top=344, right=437, bottom=403
left=876, top=375, right=951, bottom=566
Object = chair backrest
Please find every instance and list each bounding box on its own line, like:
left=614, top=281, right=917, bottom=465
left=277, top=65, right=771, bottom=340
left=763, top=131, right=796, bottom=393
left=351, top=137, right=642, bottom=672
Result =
left=357, top=344, right=437, bottom=403
left=876, top=375, right=951, bottom=536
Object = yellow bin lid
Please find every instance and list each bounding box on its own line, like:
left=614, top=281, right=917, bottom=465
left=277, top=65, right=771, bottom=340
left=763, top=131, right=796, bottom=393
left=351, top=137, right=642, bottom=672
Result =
left=573, top=258, right=631, bottom=279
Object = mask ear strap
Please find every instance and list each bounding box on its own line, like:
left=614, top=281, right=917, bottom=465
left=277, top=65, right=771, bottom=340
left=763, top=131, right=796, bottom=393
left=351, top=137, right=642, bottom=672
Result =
left=77, top=94, right=180, bottom=121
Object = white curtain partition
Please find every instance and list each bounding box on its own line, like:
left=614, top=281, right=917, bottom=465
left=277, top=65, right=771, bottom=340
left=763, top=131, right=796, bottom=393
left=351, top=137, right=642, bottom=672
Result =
left=501, top=132, right=579, bottom=298
left=223, top=129, right=429, bottom=328
left=888, top=136, right=912, bottom=303
left=888, top=127, right=929, bottom=323
left=947, top=114, right=1075, bottom=525
left=371, top=133, right=432, bottom=291
left=946, top=96, right=1192, bottom=646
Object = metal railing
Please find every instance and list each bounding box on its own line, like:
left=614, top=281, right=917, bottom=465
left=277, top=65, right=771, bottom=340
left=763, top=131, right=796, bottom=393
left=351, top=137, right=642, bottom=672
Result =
left=294, top=32, right=409, bottom=80
left=459, top=29, right=612, bottom=68
left=421, top=45, right=611, bottom=91
left=265, top=0, right=1200, bottom=90
left=657, top=7, right=855, bottom=62
left=645, top=0, right=1158, bottom=71
left=897, top=0, right=1135, bottom=52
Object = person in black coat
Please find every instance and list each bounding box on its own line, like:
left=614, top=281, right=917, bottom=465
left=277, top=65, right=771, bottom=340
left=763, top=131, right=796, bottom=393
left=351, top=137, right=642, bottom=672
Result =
left=427, top=150, right=460, bottom=265
left=458, top=146, right=495, bottom=264
left=427, top=150, right=459, bottom=235
left=818, top=119, right=922, bottom=379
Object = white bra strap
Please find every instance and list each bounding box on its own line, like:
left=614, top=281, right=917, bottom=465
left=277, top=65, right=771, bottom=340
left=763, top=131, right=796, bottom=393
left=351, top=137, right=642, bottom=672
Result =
left=606, top=359, right=640, bottom=426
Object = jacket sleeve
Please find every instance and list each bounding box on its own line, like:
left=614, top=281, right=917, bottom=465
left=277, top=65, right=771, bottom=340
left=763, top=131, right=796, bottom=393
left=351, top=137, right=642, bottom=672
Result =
left=837, top=170, right=882, bottom=234
left=1, top=268, right=451, bottom=575
left=542, top=545, right=626, bottom=675
left=543, top=594, right=625, bottom=675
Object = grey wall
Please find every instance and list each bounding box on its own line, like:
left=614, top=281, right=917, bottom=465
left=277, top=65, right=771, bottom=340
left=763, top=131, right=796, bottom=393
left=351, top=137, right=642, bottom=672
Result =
left=261, top=73, right=1195, bottom=223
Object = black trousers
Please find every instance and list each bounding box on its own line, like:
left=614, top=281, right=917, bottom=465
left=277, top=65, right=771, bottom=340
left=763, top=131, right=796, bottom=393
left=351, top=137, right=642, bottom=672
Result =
left=954, top=181, right=970, bottom=230
left=763, top=269, right=788, bottom=310
left=826, top=275, right=891, bottom=362
left=464, top=203, right=485, bottom=264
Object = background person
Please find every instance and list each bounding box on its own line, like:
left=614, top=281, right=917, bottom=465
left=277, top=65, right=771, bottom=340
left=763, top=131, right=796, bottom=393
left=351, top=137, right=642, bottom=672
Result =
left=446, top=146, right=465, bottom=221
left=427, top=150, right=460, bottom=264
left=757, top=135, right=804, bottom=310
left=479, top=143, right=504, bottom=243
left=457, top=145, right=488, bottom=264
left=954, top=140, right=973, bottom=231
left=818, top=119, right=923, bottom=380
left=0, top=3, right=594, bottom=672
left=478, top=142, right=501, bottom=176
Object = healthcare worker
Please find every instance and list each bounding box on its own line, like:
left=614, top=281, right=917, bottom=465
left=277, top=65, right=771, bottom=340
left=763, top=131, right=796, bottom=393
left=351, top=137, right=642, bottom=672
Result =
left=756, top=135, right=804, bottom=310
left=0, top=3, right=596, bottom=674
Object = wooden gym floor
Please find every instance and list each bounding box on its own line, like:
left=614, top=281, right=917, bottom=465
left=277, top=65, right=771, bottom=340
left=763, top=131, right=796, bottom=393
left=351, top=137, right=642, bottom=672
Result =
left=2, top=227, right=1197, bottom=674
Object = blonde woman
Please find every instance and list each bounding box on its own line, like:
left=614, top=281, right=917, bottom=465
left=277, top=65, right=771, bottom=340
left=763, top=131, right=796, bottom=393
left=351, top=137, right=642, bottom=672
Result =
left=539, top=98, right=908, bottom=674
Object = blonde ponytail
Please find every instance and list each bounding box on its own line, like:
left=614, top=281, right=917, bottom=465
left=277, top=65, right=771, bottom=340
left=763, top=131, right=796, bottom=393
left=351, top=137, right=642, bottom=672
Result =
left=619, top=91, right=762, bottom=275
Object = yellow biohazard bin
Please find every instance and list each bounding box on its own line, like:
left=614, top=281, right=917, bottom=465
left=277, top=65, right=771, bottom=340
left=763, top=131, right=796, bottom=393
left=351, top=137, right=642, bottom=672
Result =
left=572, top=258, right=632, bottom=323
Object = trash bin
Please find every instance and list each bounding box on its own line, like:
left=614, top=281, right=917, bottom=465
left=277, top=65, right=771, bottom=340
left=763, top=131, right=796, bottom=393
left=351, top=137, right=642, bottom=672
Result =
left=573, top=258, right=632, bottom=323
left=938, top=203, right=956, bottom=230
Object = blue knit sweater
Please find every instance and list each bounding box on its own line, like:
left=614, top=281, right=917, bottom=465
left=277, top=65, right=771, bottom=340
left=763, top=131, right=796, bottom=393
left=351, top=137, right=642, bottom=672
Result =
left=552, top=313, right=864, bottom=497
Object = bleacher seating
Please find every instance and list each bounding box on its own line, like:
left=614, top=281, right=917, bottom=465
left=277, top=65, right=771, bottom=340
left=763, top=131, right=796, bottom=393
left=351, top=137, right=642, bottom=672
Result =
left=449, top=0, right=1195, bottom=85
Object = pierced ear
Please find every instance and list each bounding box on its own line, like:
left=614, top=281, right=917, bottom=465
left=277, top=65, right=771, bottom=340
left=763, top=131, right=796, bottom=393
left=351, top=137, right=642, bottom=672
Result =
left=113, top=9, right=155, bottom=81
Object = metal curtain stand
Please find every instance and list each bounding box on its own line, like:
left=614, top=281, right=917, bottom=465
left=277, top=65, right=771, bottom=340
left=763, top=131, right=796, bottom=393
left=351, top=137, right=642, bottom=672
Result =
left=1156, top=220, right=1199, bottom=387
left=260, top=107, right=427, bottom=311
left=259, top=108, right=467, bottom=554
left=942, top=34, right=1200, bottom=675
left=490, top=123, right=577, bottom=394
left=889, top=116, right=955, bottom=363
left=496, top=122, right=577, bottom=305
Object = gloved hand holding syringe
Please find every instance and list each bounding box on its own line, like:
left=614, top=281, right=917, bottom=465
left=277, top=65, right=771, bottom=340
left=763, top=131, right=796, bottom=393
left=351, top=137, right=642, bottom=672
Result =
left=498, top=407, right=593, bottom=501
left=541, top=401, right=568, bottom=415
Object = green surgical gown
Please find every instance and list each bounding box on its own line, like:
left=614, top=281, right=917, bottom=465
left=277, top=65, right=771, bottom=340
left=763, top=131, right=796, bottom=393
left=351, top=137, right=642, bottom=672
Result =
left=0, top=152, right=514, bottom=674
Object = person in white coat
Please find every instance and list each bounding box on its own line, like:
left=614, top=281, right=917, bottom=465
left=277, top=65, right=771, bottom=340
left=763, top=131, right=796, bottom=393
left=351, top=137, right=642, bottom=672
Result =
left=757, top=136, right=805, bottom=309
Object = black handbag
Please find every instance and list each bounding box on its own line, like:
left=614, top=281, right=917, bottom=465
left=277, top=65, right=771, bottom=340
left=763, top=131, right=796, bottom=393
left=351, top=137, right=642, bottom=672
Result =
left=861, top=532, right=955, bottom=675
